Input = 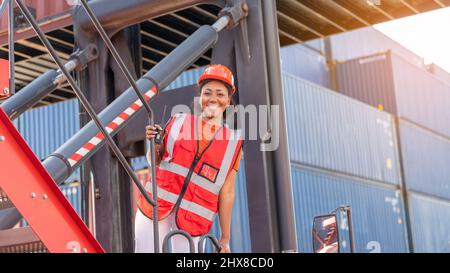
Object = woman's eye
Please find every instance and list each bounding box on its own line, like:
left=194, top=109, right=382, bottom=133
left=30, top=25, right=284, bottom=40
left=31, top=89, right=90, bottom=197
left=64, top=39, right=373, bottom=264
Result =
left=217, top=93, right=225, bottom=97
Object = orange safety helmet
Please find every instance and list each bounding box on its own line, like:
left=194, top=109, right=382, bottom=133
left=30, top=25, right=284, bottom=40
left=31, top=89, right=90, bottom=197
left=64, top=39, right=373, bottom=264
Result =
left=197, top=64, right=236, bottom=94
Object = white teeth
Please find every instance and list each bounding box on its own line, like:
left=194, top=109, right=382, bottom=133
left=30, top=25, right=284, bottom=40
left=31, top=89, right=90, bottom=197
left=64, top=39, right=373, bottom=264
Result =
left=207, top=106, right=218, bottom=111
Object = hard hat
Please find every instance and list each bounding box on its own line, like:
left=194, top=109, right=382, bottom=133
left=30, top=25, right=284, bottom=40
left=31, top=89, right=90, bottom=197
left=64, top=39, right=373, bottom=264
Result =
left=197, top=64, right=236, bottom=94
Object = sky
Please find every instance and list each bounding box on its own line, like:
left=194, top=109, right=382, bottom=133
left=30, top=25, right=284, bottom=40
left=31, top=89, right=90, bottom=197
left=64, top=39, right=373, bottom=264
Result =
left=374, top=6, right=450, bottom=73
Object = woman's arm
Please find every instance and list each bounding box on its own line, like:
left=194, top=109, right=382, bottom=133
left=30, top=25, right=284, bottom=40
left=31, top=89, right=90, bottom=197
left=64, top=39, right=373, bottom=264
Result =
left=218, top=169, right=237, bottom=253
left=146, top=142, right=165, bottom=166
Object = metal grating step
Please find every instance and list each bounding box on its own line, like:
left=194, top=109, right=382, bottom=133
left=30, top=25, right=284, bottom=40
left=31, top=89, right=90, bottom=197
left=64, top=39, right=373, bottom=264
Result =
left=0, top=227, right=47, bottom=253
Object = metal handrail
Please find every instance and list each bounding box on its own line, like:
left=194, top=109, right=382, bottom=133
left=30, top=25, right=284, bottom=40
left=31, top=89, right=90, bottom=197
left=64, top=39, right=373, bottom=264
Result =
left=198, top=234, right=222, bottom=253
left=162, top=230, right=196, bottom=253
left=162, top=233, right=223, bottom=253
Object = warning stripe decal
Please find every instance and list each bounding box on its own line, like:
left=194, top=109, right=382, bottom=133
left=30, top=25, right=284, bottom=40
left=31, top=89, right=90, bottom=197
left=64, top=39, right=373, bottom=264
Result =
left=68, top=87, right=157, bottom=167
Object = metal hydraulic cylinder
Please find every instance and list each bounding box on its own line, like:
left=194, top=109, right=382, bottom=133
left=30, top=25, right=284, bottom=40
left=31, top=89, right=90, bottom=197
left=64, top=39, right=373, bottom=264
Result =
left=2, top=46, right=97, bottom=120
left=1, top=70, right=59, bottom=120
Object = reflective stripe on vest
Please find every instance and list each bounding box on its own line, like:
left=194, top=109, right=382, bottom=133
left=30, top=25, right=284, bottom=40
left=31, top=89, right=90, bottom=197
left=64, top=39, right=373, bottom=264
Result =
left=145, top=182, right=215, bottom=220
left=165, top=113, right=187, bottom=162
left=215, top=129, right=241, bottom=187
left=159, top=160, right=221, bottom=194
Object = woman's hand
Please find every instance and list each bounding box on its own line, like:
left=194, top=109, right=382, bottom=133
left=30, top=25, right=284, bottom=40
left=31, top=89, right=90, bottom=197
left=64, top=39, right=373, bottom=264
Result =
left=146, top=124, right=163, bottom=140
left=218, top=239, right=231, bottom=253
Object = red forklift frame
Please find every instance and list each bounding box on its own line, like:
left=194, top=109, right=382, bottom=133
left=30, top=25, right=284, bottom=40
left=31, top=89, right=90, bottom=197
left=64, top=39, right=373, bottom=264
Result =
left=0, top=107, right=104, bottom=253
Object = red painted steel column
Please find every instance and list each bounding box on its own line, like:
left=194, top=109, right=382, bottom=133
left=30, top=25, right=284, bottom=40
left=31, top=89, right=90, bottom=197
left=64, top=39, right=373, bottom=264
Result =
left=0, top=108, right=104, bottom=253
left=0, top=59, right=9, bottom=100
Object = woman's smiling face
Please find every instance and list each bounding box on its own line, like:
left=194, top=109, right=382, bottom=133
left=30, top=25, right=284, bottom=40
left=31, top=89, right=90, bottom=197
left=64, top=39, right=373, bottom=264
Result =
left=200, top=80, right=231, bottom=120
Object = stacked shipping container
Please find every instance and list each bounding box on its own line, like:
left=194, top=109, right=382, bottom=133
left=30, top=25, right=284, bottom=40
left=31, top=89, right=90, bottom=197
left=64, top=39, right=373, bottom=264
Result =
left=408, top=193, right=450, bottom=252
left=398, top=120, right=450, bottom=200
left=291, top=165, right=408, bottom=253
left=426, top=63, right=450, bottom=84
left=280, top=44, right=329, bottom=88
left=336, top=52, right=450, bottom=138
left=336, top=46, right=450, bottom=252
left=283, top=73, right=409, bottom=252
left=329, top=27, right=424, bottom=68
left=283, top=73, right=399, bottom=185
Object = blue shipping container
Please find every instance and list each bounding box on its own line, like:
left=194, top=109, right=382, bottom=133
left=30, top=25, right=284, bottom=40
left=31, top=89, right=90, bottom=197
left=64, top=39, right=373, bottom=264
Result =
left=131, top=155, right=148, bottom=171
left=426, top=63, right=450, bottom=85
left=336, top=52, right=450, bottom=138
left=409, top=192, right=450, bottom=252
left=163, top=67, right=204, bottom=92
left=303, top=39, right=325, bottom=55
left=283, top=73, right=400, bottom=185
left=291, top=165, right=409, bottom=253
left=399, top=120, right=450, bottom=200
left=280, top=44, right=329, bottom=87
left=17, top=99, right=81, bottom=182
left=60, top=183, right=82, bottom=216
left=17, top=99, right=80, bottom=160
left=330, top=26, right=424, bottom=68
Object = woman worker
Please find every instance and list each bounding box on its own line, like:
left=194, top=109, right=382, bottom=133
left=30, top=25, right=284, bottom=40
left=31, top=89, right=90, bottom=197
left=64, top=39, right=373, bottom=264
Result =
left=135, top=64, right=243, bottom=253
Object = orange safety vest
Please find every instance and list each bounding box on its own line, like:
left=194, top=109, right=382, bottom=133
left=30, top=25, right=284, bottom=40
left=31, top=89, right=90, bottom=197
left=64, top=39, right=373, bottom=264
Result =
left=137, top=113, right=243, bottom=236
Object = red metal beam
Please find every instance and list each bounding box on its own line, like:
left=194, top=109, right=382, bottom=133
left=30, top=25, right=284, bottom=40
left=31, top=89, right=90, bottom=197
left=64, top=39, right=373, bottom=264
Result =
left=0, top=15, right=72, bottom=46
left=0, top=107, right=104, bottom=253
left=0, top=58, right=9, bottom=100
